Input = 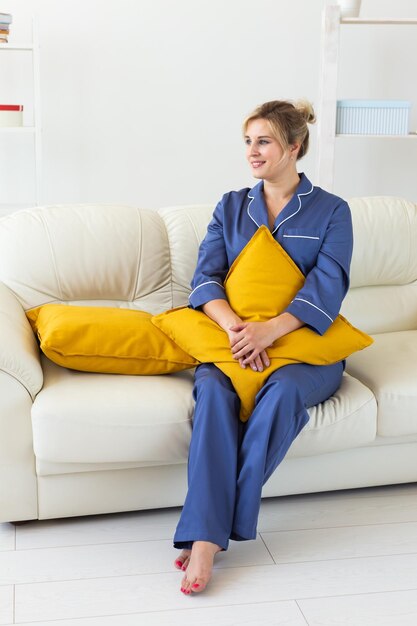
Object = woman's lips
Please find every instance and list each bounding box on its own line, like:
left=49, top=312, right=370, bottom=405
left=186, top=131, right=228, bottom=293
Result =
left=250, top=161, right=265, bottom=169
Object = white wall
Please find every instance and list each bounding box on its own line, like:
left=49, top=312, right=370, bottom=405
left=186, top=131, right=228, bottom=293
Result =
left=0, top=0, right=416, bottom=210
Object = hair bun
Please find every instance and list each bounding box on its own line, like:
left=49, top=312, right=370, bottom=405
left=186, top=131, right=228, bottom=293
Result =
left=295, top=99, right=316, bottom=125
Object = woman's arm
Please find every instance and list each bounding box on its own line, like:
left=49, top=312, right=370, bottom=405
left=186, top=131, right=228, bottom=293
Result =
left=202, top=299, right=241, bottom=332
left=284, top=200, right=353, bottom=335
left=189, top=200, right=229, bottom=310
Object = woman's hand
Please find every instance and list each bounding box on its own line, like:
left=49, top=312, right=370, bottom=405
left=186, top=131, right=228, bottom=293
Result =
left=229, top=321, right=276, bottom=371
left=202, top=300, right=304, bottom=373
left=226, top=326, right=249, bottom=370
left=229, top=313, right=304, bottom=370
left=200, top=300, right=266, bottom=371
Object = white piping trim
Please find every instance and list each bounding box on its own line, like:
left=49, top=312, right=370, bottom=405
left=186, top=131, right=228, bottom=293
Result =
left=247, top=192, right=260, bottom=227
left=293, top=297, right=334, bottom=323
left=189, top=280, right=225, bottom=300
left=283, top=235, right=320, bottom=240
left=271, top=181, right=314, bottom=235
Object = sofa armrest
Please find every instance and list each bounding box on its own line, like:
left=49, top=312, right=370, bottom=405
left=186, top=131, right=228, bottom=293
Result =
left=0, top=282, right=43, bottom=400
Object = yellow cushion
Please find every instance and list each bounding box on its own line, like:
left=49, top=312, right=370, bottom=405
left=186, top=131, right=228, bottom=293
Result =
left=26, top=304, right=198, bottom=375
left=152, top=226, right=373, bottom=421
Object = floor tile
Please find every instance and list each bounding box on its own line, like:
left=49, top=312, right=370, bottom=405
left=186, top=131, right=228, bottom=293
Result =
left=299, top=588, right=417, bottom=625
left=261, top=521, right=417, bottom=563
left=10, top=599, right=306, bottom=625
left=14, top=553, right=417, bottom=622
left=2, top=534, right=273, bottom=585
left=16, top=507, right=181, bottom=550
left=0, top=524, right=14, bottom=552
left=258, top=489, right=417, bottom=533
left=0, top=586, right=13, bottom=625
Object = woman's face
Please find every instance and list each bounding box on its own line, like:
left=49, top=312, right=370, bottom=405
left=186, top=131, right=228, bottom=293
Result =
left=245, top=118, right=296, bottom=181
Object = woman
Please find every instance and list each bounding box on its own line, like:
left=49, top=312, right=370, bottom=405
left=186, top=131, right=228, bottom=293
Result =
left=173, top=100, right=353, bottom=595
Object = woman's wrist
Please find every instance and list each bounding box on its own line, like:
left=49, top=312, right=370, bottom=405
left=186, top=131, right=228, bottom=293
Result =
left=269, top=312, right=304, bottom=341
left=202, top=299, right=241, bottom=332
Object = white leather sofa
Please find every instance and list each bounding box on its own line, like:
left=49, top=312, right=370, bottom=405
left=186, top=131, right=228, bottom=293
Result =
left=0, top=196, right=416, bottom=523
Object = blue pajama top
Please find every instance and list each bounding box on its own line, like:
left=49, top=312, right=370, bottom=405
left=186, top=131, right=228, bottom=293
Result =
left=189, top=173, right=353, bottom=336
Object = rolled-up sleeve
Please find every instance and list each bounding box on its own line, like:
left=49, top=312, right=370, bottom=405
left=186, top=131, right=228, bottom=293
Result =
left=189, top=199, right=229, bottom=309
left=285, top=200, right=353, bottom=335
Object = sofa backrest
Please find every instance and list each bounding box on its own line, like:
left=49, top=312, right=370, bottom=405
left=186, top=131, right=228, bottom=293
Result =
left=157, top=204, right=215, bottom=308
left=0, top=203, right=216, bottom=314
left=0, top=197, right=416, bottom=335
left=0, top=205, right=175, bottom=313
left=341, top=197, right=417, bottom=334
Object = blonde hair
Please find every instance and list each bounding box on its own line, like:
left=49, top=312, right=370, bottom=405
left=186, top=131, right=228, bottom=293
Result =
left=243, top=99, right=316, bottom=160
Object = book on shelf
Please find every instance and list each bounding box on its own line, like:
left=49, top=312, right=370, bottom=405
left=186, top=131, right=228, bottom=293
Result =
left=0, top=12, right=12, bottom=42
left=0, top=105, right=23, bottom=111
left=0, top=104, right=24, bottom=127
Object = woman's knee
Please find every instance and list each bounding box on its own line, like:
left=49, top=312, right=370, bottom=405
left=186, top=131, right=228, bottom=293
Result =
left=255, top=367, right=299, bottom=406
left=194, top=363, right=235, bottom=395
left=192, top=364, right=241, bottom=435
left=256, top=361, right=344, bottom=410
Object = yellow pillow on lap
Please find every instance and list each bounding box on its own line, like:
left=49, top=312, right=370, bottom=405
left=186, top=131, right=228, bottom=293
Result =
left=225, top=224, right=305, bottom=320
left=152, top=226, right=373, bottom=421
left=26, top=304, right=198, bottom=375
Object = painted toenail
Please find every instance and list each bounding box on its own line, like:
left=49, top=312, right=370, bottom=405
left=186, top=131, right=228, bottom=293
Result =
left=175, top=560, right=182, bottom=567
left=192, top=583, right=200, bottom=588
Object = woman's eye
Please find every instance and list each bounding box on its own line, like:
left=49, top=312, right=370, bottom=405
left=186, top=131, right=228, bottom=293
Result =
left=244, top=138, right=251, bottom=145
left=259, top=140, right=269, bottom=145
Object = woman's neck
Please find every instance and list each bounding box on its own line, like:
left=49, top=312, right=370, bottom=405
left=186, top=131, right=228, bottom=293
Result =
left=263, top=170, right=300, bottom=206
left=263, top=171, right=300, bottom=230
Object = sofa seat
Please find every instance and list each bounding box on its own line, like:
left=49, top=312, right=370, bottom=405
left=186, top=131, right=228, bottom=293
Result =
left=31, top=357, right=195, bottom=471
left=287, top=373, right=376, bottom=458
left=346, top=330, right=417, bottom=438
left=32, top=358, right=377, bottom=477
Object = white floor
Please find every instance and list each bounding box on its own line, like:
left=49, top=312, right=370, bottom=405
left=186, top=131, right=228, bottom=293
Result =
left=2, top=483, right=417, bottom=625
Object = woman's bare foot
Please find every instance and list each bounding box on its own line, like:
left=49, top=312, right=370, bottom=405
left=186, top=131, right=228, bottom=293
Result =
left=174, top=549, right=191, bottom=571
left=180, top=541, right=222, bottom=595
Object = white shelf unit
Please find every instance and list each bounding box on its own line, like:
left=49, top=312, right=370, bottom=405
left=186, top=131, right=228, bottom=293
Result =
left=316, top=6, right=417, bottom=191
left=0, top=18, right=42, bottom=211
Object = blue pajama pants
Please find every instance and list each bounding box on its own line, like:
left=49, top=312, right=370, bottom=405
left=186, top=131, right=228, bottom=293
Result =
left=174, top=360, right=344, bottom=551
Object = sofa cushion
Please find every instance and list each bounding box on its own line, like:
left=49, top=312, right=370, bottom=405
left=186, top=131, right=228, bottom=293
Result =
left=32, top=360, right=376, bottom=475
left=153, top=226, right=373, bottom=422
left=346, top=330, right=417, bottom=437
left=31, top=357, right=195, bottom=465
left=287, top=373, right=377, bottom=458
left=27, top=304, right=197, bottom=375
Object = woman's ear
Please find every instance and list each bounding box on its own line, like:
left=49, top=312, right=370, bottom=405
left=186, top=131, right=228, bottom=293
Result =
left=289, top=143, right=301, bottom=159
